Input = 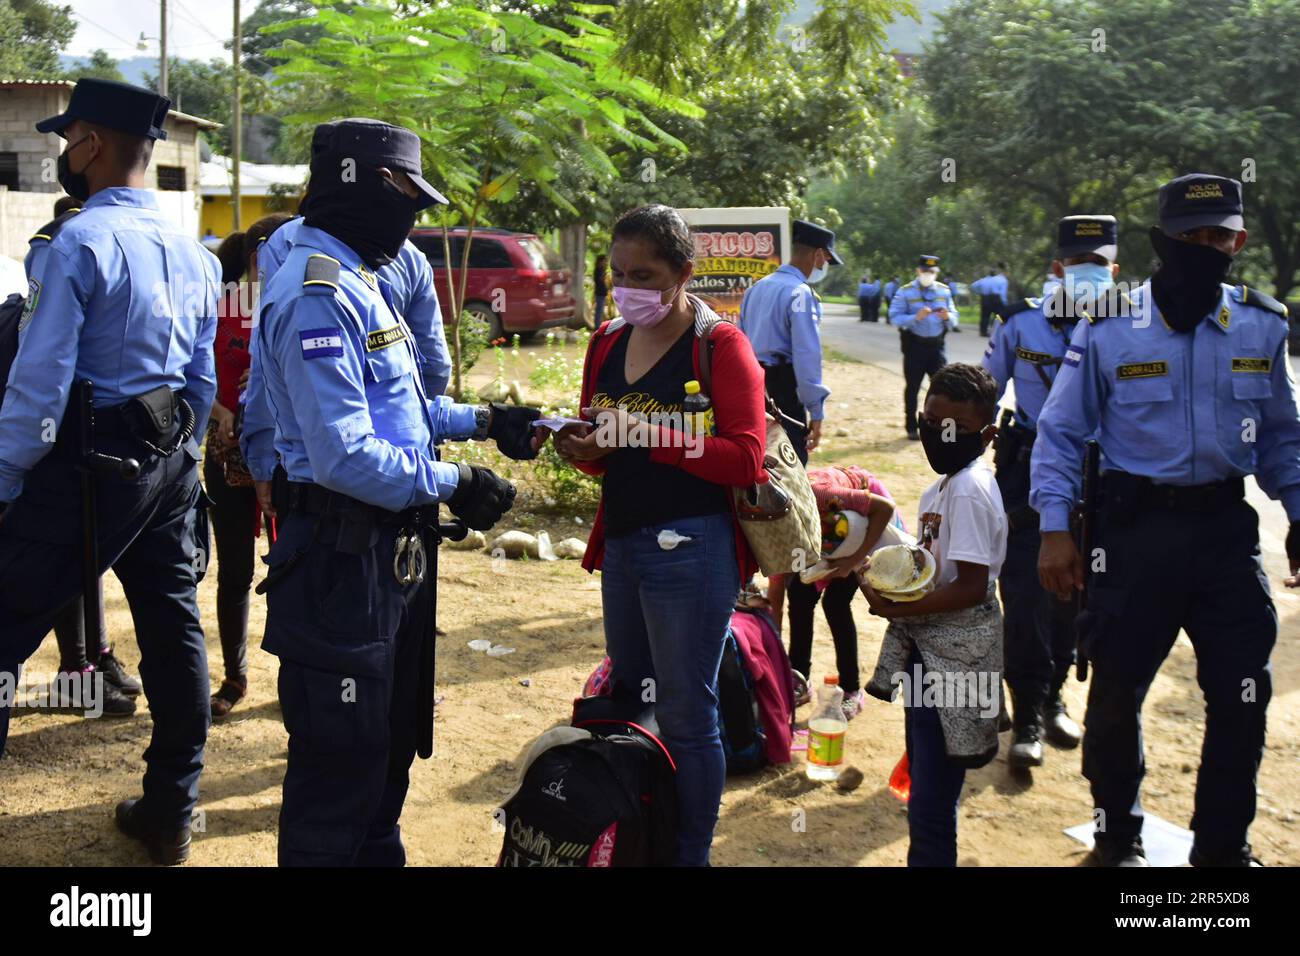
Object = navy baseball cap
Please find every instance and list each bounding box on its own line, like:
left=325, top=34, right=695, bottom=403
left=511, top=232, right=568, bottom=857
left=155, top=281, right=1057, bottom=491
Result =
left=1058, top=215, right=1118, bottom=262
left=311, top=118, right=447, bottom=209
left=917, top=254, right=940, bottom=270
left=1158, top=173, right=1244, bottom=235
left=792, top=219, right=843, bottom=265
left=36, top=78, right=170, bottom=141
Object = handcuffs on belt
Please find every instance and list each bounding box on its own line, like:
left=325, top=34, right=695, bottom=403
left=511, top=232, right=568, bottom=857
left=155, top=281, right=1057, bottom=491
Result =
left=393, top=528, right=428, bottom=585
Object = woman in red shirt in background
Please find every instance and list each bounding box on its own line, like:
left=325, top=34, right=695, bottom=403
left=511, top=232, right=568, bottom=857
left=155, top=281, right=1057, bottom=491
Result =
left=558, top=204, right=767, bottom=866
left=205, top=215, right=290, bottom=719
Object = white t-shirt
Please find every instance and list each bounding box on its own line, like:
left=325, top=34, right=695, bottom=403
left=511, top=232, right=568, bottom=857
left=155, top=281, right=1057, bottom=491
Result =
left=916, top=459, right=1007, bottom=588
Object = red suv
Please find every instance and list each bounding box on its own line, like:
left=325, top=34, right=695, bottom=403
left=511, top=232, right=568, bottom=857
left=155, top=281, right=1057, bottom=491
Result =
left=408, top=227, right=576, bottom=339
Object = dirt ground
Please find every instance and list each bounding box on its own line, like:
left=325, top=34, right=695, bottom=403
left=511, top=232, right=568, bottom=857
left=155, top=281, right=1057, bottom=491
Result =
left=1, top=344, right=1297, bottom=867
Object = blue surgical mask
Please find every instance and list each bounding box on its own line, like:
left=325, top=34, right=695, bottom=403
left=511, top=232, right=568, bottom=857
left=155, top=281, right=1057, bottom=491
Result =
left=808, top=263, right=828, bottom=284
left=1063, top=262, right=1114, bottom=308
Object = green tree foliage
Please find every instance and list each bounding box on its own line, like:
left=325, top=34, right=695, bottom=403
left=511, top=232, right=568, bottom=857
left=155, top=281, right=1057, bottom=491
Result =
left=143, top=57, right=272, bottom=158
left=63, top=48, right=125, bottom=83
left=262, top=0, right=699, bottom=397
left=0, top=0, right=75, bottom=79
left=922, top=0, right=1300, bottom=297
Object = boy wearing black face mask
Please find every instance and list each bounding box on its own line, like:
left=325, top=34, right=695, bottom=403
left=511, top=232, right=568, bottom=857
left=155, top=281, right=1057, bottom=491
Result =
left=1031, top=173, right=1300, bottom=868
left=859, top=363, right=1008, bottom=867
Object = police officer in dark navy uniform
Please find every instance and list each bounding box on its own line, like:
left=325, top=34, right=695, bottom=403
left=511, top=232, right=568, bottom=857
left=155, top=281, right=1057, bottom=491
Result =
left=890, top=254, right=959, bottom=439
left=251, top=119, right=541, bottom=866
left=983, top=216, right=1121, bottom=769
left=1033, top=174, right=1300, bottom=867
left=21, top=196, right=142, bottom=719
left=0, top=79, right=221, bottom=865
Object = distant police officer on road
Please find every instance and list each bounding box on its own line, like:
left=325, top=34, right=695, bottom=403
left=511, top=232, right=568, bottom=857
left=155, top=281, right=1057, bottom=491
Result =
left=0, top=79, right=221, bottom=865
left=890, top=254, right=960, bottom=439
left=1032, top=174, right=1300, bottom=867
left=983, top=216, right=1120, bottom=769
left=971, top=263, right=1010, bottom=337
left=249, top=119, right=543, bottom=866
left=738, top=219, right=840, bottom=465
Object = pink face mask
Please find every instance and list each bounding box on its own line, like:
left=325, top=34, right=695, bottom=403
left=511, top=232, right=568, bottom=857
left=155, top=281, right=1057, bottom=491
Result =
left=612, top=281, right=682, bottom=327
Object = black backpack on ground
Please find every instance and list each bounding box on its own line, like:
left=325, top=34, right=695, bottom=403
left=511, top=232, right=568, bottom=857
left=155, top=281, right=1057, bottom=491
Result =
left=717, top=626, right=768, bottom=774
left=496, top=691, right=678, bottom=867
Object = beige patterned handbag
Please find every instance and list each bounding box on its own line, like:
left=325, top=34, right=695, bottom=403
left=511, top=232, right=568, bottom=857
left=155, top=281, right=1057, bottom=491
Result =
left=698, top=322, right=822, bottom=576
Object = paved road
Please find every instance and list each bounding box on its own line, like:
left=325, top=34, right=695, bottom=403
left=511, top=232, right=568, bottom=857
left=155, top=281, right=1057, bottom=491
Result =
left=818, top=303, right=1295, bottom=582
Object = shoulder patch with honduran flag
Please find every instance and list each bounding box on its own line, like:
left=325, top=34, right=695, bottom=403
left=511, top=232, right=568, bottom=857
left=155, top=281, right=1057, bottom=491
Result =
left=1062, top=345, right=1084, bottom=368
left=300, top=327, right=344, bottom=360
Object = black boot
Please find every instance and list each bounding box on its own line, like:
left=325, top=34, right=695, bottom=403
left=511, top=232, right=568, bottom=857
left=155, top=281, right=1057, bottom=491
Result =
left=1093, top=836, right=1148, bottom=867
left=115, top=798, right=191, bottom=866
left=1043, top=689, right=1081, bottom=749
left=95, top=648, right=142, bottom=697
left=1007, top=691, right=1044, bottom=769
left=1189, top=843, right=1263, bottom=867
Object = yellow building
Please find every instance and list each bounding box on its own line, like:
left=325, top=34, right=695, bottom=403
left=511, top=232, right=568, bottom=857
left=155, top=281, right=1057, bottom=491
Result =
left=199, top=155, right=308, bottom=241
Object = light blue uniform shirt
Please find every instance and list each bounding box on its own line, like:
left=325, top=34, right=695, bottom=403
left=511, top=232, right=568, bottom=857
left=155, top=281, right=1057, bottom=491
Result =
left=249, top=225, right=474, bottom=512
left=889, top=277, right=960, bottom=336
left=858, top=280, right=880, bottom=297
left=243, top=217, right=453, bottom=480
left=0, top=188, right=219, bottom=502
left=982, top=299, right=1079, bottom=428
left=883, top=280, right=898, bottom=303
left=738, top=263, right=830, bottom=420
left=1030, top=282, right=1300, bottom=532
left=256, top=216, right=452, bottom=395
left=972, top=274, right=1009, bottom=302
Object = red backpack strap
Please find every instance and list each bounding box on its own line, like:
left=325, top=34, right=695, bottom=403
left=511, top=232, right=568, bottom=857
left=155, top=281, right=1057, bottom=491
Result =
left=582, top=320, right=625, bottom=408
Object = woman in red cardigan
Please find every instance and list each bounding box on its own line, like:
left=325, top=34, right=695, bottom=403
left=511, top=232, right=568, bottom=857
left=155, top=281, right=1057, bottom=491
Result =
left=557, top=204, right=766, bottom=866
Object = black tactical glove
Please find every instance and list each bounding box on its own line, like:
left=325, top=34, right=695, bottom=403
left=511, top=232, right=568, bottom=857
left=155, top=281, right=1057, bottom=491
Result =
left=1287, top=521, right=1300, bottom=566
left=447, top=462, right=516, bottom=531
left=487, top=402, right=543, bottom=461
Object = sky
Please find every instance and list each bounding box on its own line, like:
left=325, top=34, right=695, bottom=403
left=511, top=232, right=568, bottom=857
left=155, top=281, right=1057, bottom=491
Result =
left=65, top=0, right=236, bottom=61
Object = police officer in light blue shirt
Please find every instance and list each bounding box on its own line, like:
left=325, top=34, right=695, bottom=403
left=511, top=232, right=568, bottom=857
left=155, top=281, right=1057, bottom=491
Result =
left=253, top=118, right=543, bottom=867
left=18, top=196, right=141, bottom=718
left=857, top=271, right=881, bottom=323
left=0, top=79, right=220, bottom=864
left=890, top=254, right=959, bottom=438
left=738, top=219, right=839, bottom=465
left=983, top=215, right=1120, bottom=770
left=971, top=264, right=1009, bottom=337
left=241, top=213, right=454, bottom=511
left=1031, top=174, right=1300, bottom=867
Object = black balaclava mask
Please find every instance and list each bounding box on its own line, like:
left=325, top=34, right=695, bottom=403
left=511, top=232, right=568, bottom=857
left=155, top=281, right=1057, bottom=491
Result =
left=300, top=153, right=419, bottom=268
left=1148, top=227, right=1234, bottom=334
left=916, top=415, right=987, bottom=476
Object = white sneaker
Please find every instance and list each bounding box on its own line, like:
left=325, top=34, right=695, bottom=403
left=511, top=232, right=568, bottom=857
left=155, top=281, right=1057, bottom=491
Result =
left=842, top=689, right=866, bottom=721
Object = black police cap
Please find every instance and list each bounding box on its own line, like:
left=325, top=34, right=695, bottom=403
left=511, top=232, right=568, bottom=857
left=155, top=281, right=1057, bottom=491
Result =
left=1058, top=215, right=1117, bottom=262
left=311, top=118, right=448, bottom=209
left=36, top=78, right=171, bottom=141
left=917, top=254, right=940, bottom=270
left=792, top=219, right=843, bottom=265
left=1158, top=173, right=1244, bottom=235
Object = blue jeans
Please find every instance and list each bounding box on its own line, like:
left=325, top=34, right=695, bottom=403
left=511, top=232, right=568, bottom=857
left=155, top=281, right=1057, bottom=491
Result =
left=601, top=512, right=738, bottom=866
left=904, top=648, right=967, bottom=867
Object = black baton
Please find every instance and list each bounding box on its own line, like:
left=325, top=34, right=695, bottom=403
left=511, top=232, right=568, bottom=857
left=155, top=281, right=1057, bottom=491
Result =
left=1074, top=439, right=1101, bottom=681
left=76, top=380, right=140, bottom=656
left=415, top=516, right=467, bottom=759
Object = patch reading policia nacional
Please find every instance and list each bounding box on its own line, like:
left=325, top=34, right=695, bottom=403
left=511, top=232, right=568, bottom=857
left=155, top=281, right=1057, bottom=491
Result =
left=300, top=328, right=345, bottom=359
left=18, top=278, right=40, bottom=332
left=1116, top=361, right=1169, bottom=380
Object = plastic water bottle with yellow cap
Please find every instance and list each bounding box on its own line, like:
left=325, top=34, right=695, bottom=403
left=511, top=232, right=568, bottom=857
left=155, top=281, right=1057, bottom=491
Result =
left=806, top=675, right=847, bottom=781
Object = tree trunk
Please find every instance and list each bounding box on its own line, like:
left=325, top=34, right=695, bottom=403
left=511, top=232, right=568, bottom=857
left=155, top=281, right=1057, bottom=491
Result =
left=560, top=221, right=588, bottom=329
